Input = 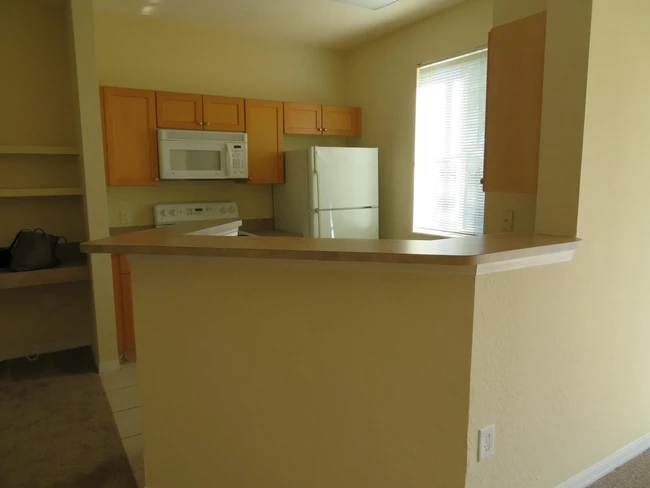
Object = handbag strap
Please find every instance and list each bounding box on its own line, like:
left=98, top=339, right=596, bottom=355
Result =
left=33, top=228, right=65, bottom=243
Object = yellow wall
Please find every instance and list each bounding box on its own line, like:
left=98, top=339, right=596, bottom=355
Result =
left=535, top=0, right=591, bottom=237
left=93, top=12, right=349, bottom=227
left=0, top=0, right=94, bottom=360
left=492, top=0, right=546, bottom=26
left=466, top=1, right=650, bottom=486
left=345, top=0, right=493, bottom=239
left=68, top=0, right=119, bottom=368
left=131, top=256, right=475, bottom=488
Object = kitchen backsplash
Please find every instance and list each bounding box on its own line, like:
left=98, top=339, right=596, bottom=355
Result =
left=107, top=135, right=350, bottom=227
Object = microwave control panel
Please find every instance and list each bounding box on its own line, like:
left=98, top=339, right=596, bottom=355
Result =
left=227, top=143, right=248, bottom=178
left=154, top=201, right=240, bottom=226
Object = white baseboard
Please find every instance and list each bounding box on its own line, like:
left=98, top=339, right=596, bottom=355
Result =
left=0, top=338, right=91, bottom=363
left=557, top=432, right=650, bottom=488
left=98, top=359, right=121, bottom=373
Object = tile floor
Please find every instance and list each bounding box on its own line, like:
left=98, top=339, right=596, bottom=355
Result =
left=100, top=363, right=144, bottom=488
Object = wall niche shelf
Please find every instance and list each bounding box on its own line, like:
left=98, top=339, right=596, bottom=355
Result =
left=0, top=145, right=80, bottom=155
left=0, top=261, right=90, bottom=290
left=0, top=188, right=84, bottom=198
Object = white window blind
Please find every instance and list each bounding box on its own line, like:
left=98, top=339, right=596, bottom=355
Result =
left=413, top=48, right=488, bottom=236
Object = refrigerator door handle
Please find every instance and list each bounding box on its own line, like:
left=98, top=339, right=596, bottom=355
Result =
left=313, top=163, right=320, bottom=212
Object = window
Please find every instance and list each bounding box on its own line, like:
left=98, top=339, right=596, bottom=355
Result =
left=413, top=48, right=488, bottom=236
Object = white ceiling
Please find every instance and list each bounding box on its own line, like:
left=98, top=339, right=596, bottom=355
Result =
left=92, top=0, right=465, bottom=50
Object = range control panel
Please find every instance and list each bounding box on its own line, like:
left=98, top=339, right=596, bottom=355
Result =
left=154, top=202, right=240, bottom=226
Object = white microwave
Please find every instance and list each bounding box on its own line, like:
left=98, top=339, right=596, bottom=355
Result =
left=158, top=129, right=248, bottom=180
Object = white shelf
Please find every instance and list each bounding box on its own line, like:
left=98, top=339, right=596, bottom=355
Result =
left=0, top=187, right=84, bottom=198
left=0, top=145, right=80, bottom=155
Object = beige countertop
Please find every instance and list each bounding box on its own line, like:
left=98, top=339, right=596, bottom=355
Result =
left=82, top=220, right=581, bottom=273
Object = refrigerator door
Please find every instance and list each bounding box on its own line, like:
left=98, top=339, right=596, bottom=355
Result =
left=310, top=147, right=379, bottom=211
left=313, top=207, right=379, bottom=239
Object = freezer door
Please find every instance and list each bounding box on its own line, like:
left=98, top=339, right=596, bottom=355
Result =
left=311, top=147, right=378, bottom=210
left=312, top=208, right=379, bottom=239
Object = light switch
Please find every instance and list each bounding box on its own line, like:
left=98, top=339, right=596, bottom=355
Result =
left=502, top=209, right=513, bottom=232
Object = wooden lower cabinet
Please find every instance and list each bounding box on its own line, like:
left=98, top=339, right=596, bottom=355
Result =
left=245, top=99, right=284, bottom=184
left=112, top=254, right=136, bottom=361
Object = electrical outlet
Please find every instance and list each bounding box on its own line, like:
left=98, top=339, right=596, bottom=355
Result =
left=120, top=209, right=133, bottom=225
left=502, top=210, right=514, bottom=232
left=478, top=424, right=495, bottom=461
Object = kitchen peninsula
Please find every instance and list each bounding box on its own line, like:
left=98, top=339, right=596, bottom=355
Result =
left=82, top=226, right=580, bottom=488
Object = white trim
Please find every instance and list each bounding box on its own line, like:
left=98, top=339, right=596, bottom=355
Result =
left=98, top=359, right=121, bottom=373
left=556, top=432, right=650, bottom=488
left=475, top=250, right=576, bottom=275
left=0, top=338, right=92, bottom=363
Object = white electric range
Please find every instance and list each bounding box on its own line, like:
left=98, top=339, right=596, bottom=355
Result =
left=153, top=202, right=255, bottom=236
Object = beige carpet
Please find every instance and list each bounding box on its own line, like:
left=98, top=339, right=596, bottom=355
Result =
left=589, top=449, right=650, bottom=487
left=0, top=348, right=137, bottom=488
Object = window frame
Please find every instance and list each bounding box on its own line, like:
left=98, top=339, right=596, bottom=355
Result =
left=412, top=46, right=488, bottom=237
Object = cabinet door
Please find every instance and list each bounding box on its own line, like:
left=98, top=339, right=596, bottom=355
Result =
left=483, top=12, right=546, bottom=193
left=111, top=255, right=125, bottom=353
left=322, top=105, right=362, bottom=137
left=156, top=91, right=204, bottom=130
left=245, top=99, right=284, bottom=184
left=283, top=103, right=322, bottom=135
left=112, top=255, right=136, bottom=361
left=203, top=96, right=245, bottom=132
left=103, top=87, right=159, bottom=186
left=120, top=273, right=136, bottom=359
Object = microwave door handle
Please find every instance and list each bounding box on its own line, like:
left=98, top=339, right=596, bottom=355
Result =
left=224, top=144, right=231, bottom=177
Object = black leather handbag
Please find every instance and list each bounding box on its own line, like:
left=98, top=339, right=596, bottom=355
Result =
left=2, top=229, right=65, bottom=272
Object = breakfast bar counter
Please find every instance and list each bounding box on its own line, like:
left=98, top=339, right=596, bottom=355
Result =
left=80, top=224, right=581, bottom=488
left=82, top=219, right=580, bottom=274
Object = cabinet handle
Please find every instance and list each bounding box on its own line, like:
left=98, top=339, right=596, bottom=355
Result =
left=197, top=121, right=204, bottom=126
left=154, top=177, right=159, bottom=181
left=205, top=122, right=211, bottom=126
left=317, top=127, right=323, bottom=132
left=323, top=128, right=328, bottom=132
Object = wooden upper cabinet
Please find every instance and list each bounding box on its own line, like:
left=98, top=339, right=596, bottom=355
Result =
left=245, top=100, right=284, bottom=184
left=156, top=91, right=203, bottom=130
left=203, top=96, right=245, bottom=132
left=322, top=105, right=361, bottom=137
left=283, top=103, right=362, bottom=136
left=284, top=103, right=322, bottom=135
left=483, top=12, right=547, bottom=194
left=102, top=87, right=159, bottom=186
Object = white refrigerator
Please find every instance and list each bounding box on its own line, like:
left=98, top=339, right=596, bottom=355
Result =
left=273, top=147, right=379, bottom=238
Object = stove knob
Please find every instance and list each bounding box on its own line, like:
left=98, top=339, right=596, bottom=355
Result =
left=220, top=207, right=227, bottom=214
left=160, top=209, right=167, bottom=217
left=170, top=209, right=178, bottom=217
left=228, top=206, right=235, bottom=214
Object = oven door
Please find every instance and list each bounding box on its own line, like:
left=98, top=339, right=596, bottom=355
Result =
left=159, top=140, right=228, bottom=180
